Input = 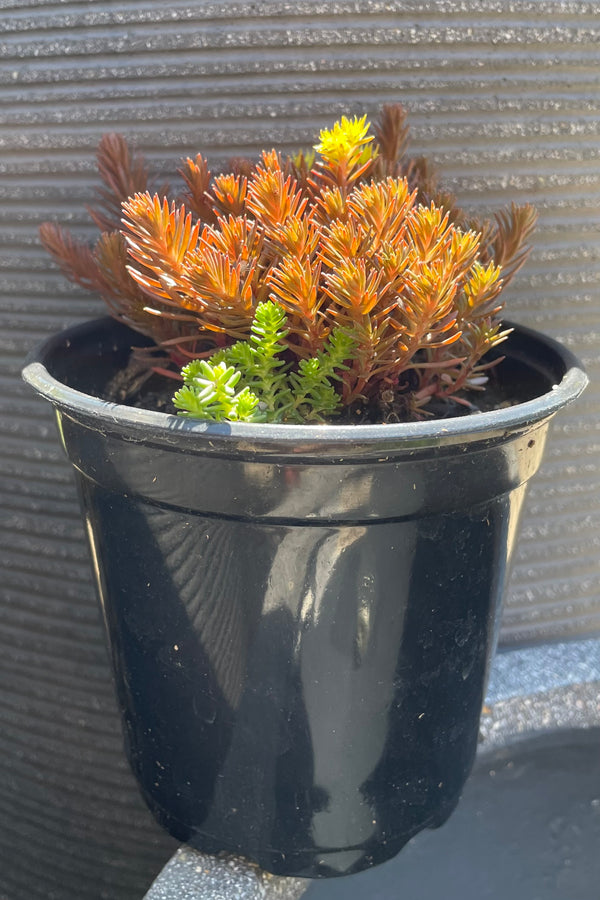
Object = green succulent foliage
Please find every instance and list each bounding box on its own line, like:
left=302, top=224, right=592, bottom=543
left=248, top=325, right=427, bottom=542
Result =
left=213, top=300, right=292, bottom=416
left=173, top=360, right=261, bottom=422
left=173, top=301, right=354, bottom=423
left=289, top=329, right=356, bottom=418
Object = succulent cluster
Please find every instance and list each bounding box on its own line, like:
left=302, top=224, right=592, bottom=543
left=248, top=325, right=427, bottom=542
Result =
left=173, top=300, right=356, bottom=423
left=40, top=105, right=537, bottom=422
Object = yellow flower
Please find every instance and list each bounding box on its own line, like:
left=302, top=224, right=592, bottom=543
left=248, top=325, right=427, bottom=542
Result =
left=314, top=114, right=374, bottom=164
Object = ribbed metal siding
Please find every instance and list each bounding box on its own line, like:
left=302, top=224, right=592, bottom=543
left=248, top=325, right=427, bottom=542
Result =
left=1, top=2, right=599, bottom=897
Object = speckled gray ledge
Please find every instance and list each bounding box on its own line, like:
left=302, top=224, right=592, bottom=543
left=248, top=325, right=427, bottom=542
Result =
left=486, top=636, right=600, bottom=705
left=480, top=680, right=600, bottom=750
left=143, top=847, right=308, bottom=900
left=480, top=635, right=600, bottom=749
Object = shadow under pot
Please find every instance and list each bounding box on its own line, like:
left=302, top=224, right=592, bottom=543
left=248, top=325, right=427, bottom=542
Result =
left=23, top=316, right=587, bottom=878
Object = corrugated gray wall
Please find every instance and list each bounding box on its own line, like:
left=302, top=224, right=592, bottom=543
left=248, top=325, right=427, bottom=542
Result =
left=1, top=2, right=599, bottom=897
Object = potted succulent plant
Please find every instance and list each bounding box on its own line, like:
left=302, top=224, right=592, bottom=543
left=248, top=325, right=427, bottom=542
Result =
left=23, top=106, right=587, bottom=879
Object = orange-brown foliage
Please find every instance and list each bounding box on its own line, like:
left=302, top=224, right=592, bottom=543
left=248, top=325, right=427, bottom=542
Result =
left=40, top=105, right=537, bottom=415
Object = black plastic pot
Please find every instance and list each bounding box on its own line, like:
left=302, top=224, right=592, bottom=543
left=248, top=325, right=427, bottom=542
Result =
left=23, top=317, right=587, bottom=878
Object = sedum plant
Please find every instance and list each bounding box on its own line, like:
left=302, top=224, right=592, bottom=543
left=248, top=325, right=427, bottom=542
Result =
left=173, top=300, right=355, bottom=423
left=40, top=105, right=537, bottom=423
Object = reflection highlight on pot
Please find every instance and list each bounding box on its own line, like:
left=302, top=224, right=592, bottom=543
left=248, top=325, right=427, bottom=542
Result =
left=239, top=460, right=378, bottom=520
left=297, top=523, right=416, bottom=867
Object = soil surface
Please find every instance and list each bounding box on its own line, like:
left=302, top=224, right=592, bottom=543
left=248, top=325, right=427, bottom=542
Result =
left=103, top=351, right=515, bottom=425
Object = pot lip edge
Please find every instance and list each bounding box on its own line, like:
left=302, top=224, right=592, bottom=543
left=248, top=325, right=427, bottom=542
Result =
left=22, top=317, right=589, bottom=452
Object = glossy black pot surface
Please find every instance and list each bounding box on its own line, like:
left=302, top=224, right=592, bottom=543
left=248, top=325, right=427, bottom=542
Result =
left=23, top=318, right=587, bottom=878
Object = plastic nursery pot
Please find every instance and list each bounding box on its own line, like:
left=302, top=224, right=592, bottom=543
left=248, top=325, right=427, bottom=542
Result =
left=23, top=317, right=587, bottom=879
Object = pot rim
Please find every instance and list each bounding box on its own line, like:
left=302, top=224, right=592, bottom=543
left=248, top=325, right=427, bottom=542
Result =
left=23, top=316, right=588, bottom=455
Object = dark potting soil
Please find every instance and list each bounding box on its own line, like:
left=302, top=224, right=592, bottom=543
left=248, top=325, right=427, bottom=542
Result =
left=103, top=349, right=516, bottom=425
